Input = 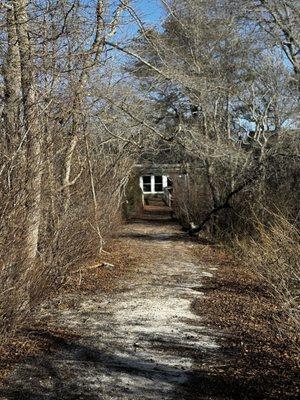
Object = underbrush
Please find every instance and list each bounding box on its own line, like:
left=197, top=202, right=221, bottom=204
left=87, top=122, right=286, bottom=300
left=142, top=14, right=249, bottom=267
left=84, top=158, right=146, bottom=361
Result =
left=235, top=212, right=300, bottom=351
left=0, top=165, right=128, bottom=347
left=0, top=236, right=140, bottom=383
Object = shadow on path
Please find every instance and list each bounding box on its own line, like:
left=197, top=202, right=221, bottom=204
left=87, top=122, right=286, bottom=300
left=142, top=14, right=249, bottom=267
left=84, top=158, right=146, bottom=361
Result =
left=1, top=330, right=265, bottom=400
left=0, top=220, right=261, bottom=400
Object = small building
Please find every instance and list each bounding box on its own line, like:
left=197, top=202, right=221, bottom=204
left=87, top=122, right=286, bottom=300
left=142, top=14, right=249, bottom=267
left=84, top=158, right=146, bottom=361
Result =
left=135, top=163, right=189, bottom=207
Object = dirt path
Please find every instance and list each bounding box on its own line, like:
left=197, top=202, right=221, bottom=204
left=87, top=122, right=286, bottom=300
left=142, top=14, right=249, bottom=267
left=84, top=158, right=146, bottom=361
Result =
left=1, top=221, right=227, bottom=400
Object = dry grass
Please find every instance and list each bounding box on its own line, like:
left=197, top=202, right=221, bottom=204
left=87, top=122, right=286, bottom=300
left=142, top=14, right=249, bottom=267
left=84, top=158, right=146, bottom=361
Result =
left=0, top=151, right=133, bottom=343
left=57, top=238, right=142, bottom=303
left=236, top=212, right=300, bottom=349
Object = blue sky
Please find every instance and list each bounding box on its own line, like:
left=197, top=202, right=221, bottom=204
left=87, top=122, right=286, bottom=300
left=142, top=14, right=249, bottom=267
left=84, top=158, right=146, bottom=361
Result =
left=133, top=0, right=165, bottom=25
left=101, top=0, right=165, bottom=79
left=81, top=0, right=165, bottom=34
left=119, top=0, right=165, bottom=39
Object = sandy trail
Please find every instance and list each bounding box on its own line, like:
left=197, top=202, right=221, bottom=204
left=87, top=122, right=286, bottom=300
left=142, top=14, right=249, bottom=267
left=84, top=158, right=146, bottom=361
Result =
left=1, top=221, right=226, bottom=400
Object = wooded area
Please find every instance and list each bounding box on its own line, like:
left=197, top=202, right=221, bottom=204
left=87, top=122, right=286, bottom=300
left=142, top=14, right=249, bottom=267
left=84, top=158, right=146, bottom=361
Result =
left=0, top=0, right=299, bottom=391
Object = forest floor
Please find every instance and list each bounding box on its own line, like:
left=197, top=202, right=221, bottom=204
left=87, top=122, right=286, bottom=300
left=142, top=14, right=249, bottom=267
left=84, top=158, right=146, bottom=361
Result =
left=0, top=219, right=298, bottom=399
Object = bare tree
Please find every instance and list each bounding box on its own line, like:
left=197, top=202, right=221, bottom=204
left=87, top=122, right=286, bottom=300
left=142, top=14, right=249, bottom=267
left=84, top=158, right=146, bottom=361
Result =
left=250, top=0, right=300, bottom=79
left=12, top=0, right=42, bottom=262
left=2, top=3, right=20, bottom=155
left=0, top=0, right=138, bottom=340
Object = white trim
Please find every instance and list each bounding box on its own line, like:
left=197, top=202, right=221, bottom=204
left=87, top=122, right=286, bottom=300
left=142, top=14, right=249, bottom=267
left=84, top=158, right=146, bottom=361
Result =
left=151, top=175, right=155, bottom=193
left=162, top=175, right=168, bottom=189
left=139, top=176, right=144, bottom=191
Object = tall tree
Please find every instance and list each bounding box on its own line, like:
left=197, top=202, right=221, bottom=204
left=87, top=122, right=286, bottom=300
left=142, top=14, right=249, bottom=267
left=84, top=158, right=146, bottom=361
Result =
left=12, top=0, right=42, bottom=261
left=2, top=4, right=20, bottom=154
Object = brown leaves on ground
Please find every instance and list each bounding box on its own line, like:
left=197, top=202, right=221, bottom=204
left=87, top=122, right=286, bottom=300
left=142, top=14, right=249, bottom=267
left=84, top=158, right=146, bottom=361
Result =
left=193, top=245, right=299, bottom=400
left=61, top=239, right=142, bottom=295
left=0, top=326, right=81, bottom=384
left=0, top=238, right=141, bottom=384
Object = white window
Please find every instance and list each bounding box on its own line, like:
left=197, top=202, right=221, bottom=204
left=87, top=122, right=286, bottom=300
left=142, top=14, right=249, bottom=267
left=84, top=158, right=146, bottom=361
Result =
left=140, top=175, right=169, bottom=193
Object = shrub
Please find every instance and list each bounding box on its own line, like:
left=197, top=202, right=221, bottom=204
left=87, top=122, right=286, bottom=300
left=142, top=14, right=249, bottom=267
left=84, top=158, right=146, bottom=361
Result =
left=236, top=212, right=300, bottom=348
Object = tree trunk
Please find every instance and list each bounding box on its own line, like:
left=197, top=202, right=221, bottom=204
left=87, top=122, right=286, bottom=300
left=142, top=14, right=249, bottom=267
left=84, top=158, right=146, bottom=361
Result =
left=2, top=5, right=21, bottom=154
left=204, top=158, right=221, bottom=236
left=204, top=158, right=221, bottom=208
left=13, top=0, right=42, bottom=262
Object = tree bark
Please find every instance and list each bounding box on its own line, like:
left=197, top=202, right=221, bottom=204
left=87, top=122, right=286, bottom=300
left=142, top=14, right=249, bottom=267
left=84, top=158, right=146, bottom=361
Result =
left=2, top=5, right=21, bottom=154
left=189, top=175, right=258, bottom=235
left=204, top=158, right=221, bottom=209
left=13, top=0, right=42, bottom=261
